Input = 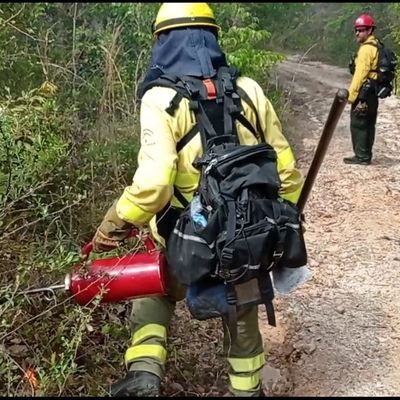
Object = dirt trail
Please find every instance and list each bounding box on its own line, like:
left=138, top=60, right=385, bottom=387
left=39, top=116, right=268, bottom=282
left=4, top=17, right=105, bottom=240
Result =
left=261, top=56, right=400, bottom=396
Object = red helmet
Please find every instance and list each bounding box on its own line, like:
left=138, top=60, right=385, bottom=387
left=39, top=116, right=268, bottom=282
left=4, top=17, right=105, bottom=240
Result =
left=354, top=14, right=375, bottom=28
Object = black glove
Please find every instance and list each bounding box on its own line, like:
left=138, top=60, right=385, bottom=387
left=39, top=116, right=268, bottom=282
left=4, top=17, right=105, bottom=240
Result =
left=354, top=101, right=368, bottom=116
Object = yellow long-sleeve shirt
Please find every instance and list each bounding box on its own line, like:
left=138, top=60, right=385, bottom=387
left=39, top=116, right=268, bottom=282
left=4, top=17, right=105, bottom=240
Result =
left=348, top=35, right=379, bottom=104
left=114, top=76, right=304, bottom=237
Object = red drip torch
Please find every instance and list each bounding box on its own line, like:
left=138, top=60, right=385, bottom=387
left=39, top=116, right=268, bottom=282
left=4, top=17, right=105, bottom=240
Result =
left=21, top=230, right=168, bottom=305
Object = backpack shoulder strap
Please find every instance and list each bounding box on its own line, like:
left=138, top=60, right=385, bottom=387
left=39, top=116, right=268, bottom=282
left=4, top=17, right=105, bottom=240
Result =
left=172, top=66, right=241, bottom=152
left=360, top=41, right=380, bottom=73
left=199, top=66, right=264, bottom=148
left=236, top=86, right=265, bottom=143
left=141, top=75, right=205, bottom=116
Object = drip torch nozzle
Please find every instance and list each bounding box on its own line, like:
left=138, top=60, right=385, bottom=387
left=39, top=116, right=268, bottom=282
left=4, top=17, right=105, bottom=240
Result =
left=20, top=282, right=66, bottom=302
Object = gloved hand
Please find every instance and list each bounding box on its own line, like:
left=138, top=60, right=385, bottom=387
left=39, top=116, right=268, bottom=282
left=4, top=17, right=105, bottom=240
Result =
left=92, top=229, right=121, bottom=253
left=354, top=101, right=368, bottom=115
left=92, top=200, right=133, bottom=253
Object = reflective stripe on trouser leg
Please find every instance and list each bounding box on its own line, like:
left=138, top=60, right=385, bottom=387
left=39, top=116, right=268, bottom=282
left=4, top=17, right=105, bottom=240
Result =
left=224, top=306, right=265, bottom=396
left=124, top=296, right=176, bottom=378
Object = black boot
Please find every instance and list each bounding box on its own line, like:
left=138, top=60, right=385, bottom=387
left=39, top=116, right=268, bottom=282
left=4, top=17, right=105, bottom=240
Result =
left=225, top=387, right=266, bottom=397
left=343, top=156, right=371, bottom=165
left=109, top=370, right=161, bottom=397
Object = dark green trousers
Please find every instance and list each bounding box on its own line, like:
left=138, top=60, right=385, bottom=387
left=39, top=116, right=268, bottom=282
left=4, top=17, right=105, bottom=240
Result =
left=125, top=216, right=266, bottom=396
left=124, top=274, right=265, bottom=396
left=350, top=93, right=378, bottom=161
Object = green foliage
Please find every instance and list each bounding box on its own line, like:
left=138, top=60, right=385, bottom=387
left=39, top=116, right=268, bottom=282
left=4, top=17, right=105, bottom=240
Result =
left=0, top=3, right=157, bottom=118
left=215, top=4, right=285, bottom=84
left=243, top=3, right=311, bottom=50
left=0, top=4, right=48, bottom=95
left=389, top=3, right=400, bottom=92
left=221, top=27, right=284, bottom=81
left=0, top=91, right=68, bottom=205
left=0, top=3, right=289, bottom=397
left=1, top=2, right=400, bottom=396
left=251, top=3, right=400, bottom=69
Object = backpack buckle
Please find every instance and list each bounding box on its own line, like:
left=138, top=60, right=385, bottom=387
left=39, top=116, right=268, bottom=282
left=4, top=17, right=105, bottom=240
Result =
left=221, top=73, right=234, bottom=94
left=189, top=100, right=199, bottom=111
left=203, top=79, right=216, bottom=100
left=181, top=80, right=200, bottom=98
left=273, top=250, right=284, bottom=260
left=221, top=247, right=234, bottom=264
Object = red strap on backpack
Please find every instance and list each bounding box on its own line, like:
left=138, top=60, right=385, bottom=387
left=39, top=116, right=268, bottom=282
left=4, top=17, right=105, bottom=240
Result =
left=203, top=79, right=216, bottom=100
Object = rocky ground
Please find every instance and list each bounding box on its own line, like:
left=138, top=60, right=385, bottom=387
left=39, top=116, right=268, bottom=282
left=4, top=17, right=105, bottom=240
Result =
left=260, top=56, right=400, bottom=397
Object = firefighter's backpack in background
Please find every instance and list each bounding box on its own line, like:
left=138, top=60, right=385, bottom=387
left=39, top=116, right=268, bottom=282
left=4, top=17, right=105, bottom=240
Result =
left=349, top=40, right=397, bottom=98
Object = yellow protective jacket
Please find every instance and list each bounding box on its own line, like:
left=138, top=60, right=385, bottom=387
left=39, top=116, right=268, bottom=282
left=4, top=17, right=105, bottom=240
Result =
left=348, top=35, right=379, bottom=104
left=113, top=76, right=304, bottom=242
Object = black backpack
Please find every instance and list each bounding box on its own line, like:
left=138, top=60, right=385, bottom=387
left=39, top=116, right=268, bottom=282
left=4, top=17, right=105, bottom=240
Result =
left=142, top=67, right=307, bottom=330
left=349, top=40, right=397, bottom=98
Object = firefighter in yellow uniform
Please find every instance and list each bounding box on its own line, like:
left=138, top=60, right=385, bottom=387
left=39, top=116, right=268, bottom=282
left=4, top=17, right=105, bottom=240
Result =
left=92, top=3, right=304, bottom=397
left=344, top=14, right=379, bottom=165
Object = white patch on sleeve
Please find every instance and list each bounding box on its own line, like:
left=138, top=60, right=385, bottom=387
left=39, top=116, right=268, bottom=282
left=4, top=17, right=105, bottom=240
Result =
left=142, top=129, right=156, bottom=146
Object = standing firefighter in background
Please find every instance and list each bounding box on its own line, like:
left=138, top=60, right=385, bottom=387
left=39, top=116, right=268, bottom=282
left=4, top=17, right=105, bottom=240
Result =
left=344, top=14, right=379, bottom=166
left=92, top=3, right=304, bottom=397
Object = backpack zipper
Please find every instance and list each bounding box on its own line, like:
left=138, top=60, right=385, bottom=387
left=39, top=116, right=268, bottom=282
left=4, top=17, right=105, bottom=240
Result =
left=204, top=144, right=274, bottom=175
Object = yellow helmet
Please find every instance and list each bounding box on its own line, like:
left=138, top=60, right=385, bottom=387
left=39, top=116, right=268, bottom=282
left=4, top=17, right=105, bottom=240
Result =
left=154, top=3, right=220, bottom=36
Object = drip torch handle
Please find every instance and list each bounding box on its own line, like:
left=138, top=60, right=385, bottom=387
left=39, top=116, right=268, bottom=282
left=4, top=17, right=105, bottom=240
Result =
left=82, top=229, right=156, bottom=257
left=82, top=241, right=94, bottom=257
left=296, top=88, right=349, bottom=213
